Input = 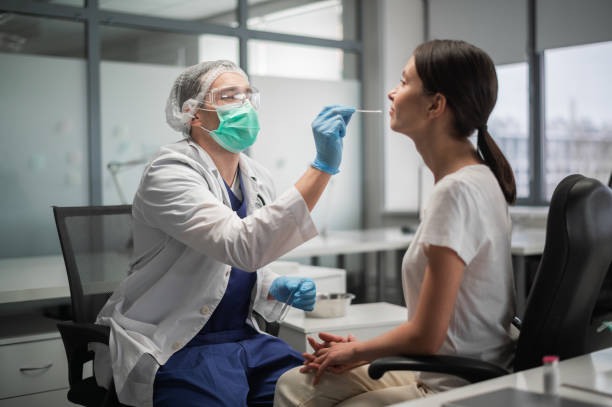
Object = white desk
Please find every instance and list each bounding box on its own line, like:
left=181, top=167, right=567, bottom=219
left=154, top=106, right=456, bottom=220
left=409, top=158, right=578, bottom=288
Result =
left=0, top=227, right=545, bottom=305
left=279, top=302, right=407, bottom=353
left=282, top=228, right=416, bottom=259
left=510, top=228, right=547, bottom=317
left=281, top=227, right=546, bottom=261
left=511, top=227, right=546, bottom=256
left=390, top=347, right=612, bottom=406
left=282, top=227, right=546, bottom=304
left=282, top=228, right=415, bottom=301
left=0, top=255, right=69, bottom=304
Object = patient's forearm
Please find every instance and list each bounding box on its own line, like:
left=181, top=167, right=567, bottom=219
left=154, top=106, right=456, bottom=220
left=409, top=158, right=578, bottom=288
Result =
left=354, top=321, right=439, bottom=362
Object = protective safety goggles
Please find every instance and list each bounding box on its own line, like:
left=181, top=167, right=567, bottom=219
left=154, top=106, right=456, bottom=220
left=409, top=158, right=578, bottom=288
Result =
left=203, top=85, right=260, bottom=110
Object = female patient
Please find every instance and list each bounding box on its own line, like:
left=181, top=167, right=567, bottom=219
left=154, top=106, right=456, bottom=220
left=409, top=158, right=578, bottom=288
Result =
left=274, top=39, right=517, bottom=406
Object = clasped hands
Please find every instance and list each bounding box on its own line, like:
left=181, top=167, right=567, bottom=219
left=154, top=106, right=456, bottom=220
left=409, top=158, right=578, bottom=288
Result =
left=299, top=332, right=368, bottom=385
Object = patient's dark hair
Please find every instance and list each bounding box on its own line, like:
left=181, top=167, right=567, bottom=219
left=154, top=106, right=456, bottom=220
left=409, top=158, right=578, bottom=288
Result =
left=414, top=39, right=516, bottom=204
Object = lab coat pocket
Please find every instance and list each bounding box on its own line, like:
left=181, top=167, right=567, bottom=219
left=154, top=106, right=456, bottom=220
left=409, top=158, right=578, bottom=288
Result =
left=129, top=235, right=169, bottom=272
left=112, top=308, right=157, bottom=337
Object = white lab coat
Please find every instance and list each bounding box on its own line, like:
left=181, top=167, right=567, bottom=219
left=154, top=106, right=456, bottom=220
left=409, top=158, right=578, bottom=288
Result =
left=92, top=138, right=318, bottom=407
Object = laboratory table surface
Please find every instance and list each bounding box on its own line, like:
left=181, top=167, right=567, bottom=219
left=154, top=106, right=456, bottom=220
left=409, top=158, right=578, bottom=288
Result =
left=282, top=226, right=546, bottom=302
left=280, top=227, right=545, bottom=259
left=0, top=227, right=546, bottom=305
left=389, top=346, right=612, bottom=406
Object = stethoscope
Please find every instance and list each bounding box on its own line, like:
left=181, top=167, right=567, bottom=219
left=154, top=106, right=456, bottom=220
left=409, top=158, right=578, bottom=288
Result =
left=256, top=194, right=266, bottom=208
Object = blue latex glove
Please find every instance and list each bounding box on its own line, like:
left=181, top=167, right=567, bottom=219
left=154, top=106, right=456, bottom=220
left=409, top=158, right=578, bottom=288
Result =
left=311, top=105, right=356, bottom=174
left=270, top=276, right=317, bottom=311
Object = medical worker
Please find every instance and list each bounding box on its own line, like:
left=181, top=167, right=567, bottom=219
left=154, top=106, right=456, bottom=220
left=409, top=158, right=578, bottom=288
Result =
left=91, top=60, right=355, bottom=407
left=275, top=39, right=517, bottom=406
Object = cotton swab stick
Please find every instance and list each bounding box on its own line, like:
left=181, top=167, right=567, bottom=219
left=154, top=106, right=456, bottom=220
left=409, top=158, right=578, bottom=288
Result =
left=354, top=109, right=382, bottom=113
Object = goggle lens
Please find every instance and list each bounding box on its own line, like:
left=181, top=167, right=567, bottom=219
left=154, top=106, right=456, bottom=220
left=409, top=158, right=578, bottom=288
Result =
left=207, top=85, right=260, bottom=109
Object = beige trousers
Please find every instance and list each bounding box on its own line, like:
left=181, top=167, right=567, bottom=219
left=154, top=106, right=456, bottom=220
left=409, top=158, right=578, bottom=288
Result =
left=273, top=364, right=434, bottom=407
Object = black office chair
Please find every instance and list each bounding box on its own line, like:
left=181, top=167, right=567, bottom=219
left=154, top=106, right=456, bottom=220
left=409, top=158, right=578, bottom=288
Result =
left=53, top=205, right=133, bottom=407
left=595, top=170, right=612, bottom=342
left=369, top=174, right=612, bottom=383
left=53, top=204, right=282, bottom=405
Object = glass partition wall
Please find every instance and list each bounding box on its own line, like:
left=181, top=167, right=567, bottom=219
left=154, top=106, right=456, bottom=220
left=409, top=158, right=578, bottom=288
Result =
left=0, top=0, right=363, bottom=259
left=0, top=14, right=88, bottom=258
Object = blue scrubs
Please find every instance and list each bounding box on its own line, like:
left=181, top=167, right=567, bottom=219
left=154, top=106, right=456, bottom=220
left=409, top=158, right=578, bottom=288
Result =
left=153, top=170, right=303, bottom=407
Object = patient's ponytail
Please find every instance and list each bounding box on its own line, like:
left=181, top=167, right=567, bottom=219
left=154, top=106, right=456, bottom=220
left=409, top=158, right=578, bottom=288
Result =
left=414, top=39, right=517, bottom=204
left=477, top=125, right=516, bottom=203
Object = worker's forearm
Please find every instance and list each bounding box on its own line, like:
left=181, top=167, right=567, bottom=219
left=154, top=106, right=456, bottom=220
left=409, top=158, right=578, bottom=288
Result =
left=294, top=167, right=332, bottom=211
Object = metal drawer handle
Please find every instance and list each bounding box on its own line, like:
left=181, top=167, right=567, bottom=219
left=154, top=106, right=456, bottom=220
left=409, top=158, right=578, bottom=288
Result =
left=19, top=363, right=53, bottom=374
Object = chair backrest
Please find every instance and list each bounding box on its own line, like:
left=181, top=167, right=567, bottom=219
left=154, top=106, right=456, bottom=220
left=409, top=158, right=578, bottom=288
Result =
left=593, top=173, right=612, bottom=333
left=53, top=205, right=133, bottom=323
left=514, top=175, right=612, bottom=371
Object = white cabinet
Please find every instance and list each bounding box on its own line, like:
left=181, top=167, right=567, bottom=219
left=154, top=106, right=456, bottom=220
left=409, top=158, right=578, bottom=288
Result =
left=0, top=337, right=68, bottom=399
left=279, top=302, right=407, bottom=353
left=0, top=313, right=90, bottom=406
left=0, top=388, right=72, bottom=407
left=268, top=262, right=347, bottom=294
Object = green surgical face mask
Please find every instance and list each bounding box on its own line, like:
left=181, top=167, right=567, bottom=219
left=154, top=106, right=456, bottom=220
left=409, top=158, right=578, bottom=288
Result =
left=200, top=101, right=260, bottom=153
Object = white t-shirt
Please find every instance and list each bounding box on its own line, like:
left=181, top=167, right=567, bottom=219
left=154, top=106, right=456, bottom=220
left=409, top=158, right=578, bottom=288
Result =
left=402, top=164, right=516, bottom=391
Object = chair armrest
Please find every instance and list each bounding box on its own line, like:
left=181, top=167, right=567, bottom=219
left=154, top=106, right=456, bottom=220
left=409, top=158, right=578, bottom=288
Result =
left=512, top=316, right=522, bottom=330
left=253, top=311, right=280, bottom=337
left=368, top=355, right=509, bottom=384
left=57, top=321, right=110, bottom=386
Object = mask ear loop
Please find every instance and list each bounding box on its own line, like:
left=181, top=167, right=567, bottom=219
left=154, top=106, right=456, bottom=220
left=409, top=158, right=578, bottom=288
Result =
left=196, top=104, right=217, bottom=133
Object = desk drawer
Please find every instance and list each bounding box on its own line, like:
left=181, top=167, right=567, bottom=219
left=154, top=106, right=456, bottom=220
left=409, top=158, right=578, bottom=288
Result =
left=0, top=338, right=68, bottom=399
left=0, top=388, right=71, bottom=407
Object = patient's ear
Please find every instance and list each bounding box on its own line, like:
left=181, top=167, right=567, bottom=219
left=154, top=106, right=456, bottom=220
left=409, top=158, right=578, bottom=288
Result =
left=427, top=93, right=447, bottom=119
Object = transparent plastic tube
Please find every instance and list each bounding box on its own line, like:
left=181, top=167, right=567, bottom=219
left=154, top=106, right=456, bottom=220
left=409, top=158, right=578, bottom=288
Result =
left=276, top=281, right=302, bottom=322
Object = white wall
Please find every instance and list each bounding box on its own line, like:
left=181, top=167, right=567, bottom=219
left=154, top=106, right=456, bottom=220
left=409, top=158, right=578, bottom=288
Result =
left=250, top=74, right=362, bottom=231
left=100, top=61, right=184, bottom=204
left=380, top=0, right=426, bottom=213
left=537, top=0, right=612, bottom=52
left=98, top=62, right=362, bottom=231
left=429, top=0, right=527, bottom=65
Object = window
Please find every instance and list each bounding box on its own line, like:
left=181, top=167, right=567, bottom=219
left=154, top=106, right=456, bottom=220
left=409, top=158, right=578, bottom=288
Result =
left=489, top=63, right=530, bottom=198
left=100, top=27, right=239, bottom=204
left=247, top=0, right=358, bottom=40
left=32, top=0, right=82, bottom=5
left=0, top=0, right=362, bottom=260
left=248, top=40, right=357, bottom=80
left=249, top=74, right=362, bottom=231
left=544, top=41, right=612, bottom=199
left=0, top=15, right=87, bottom=258
left=100, top=1, right=237, bottom=25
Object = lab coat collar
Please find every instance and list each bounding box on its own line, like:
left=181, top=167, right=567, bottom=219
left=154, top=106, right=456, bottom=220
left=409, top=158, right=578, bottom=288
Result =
left=185, top=137, right=218, bottom=174
left=185, top=138, right=264, bottom=214
left=185, top=138, right=231, bottom=206
left=238, top=153, right=265, bottom=215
